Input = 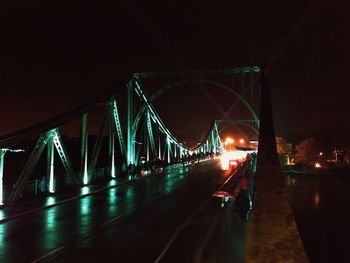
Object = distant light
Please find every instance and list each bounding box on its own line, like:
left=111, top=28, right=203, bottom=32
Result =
left=225, top=137, right=234, bottom=144
left=319, top=152, right=323, bottom=156
left=315, top=162, right=322, bottom=168
left=239, top=139, right=245, bottom=144
left=220, top=150, right=247, bottom=170
left=229, top=160, right=238, bottom=167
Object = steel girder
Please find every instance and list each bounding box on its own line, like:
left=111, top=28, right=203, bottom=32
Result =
left=7, top=129, right=78, bottom=205
left=52, top=131, right=79, bottom=186
left=80, top=113, right=88, bottom=184
left=110, top=98, right=126, bottom=160
left=146, top=110, right=156, bottom=158
left=87, top=107, right=108, bottom=182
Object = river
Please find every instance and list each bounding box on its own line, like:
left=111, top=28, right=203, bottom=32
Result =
left=284, top=167, right=350, bottom=263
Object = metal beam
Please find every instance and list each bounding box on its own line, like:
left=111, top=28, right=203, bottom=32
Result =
left=111, top=98, right=126, bottom=161
left=127, top=80, right=135, bottom=165
left=88, top=107, right=108, bottom=182
left=109, top=120, right=116, bottom=178
left=47, top=134, right=55, bottom=193
left=53, top=131, right=79, bottom=186
left=7, top=132, right=49, bottom=205
left=146, top=110, right=156, bottom=156
left=0, top=150, right=5, bottom=205
left=133, top=66, right=261, bottom=79
left=80, top=113, right=88, bottom=185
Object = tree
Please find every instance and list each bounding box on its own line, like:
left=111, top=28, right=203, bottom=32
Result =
left=276, top=137, right=292, bottom=166
left=295, top=137, right=320, bottom=164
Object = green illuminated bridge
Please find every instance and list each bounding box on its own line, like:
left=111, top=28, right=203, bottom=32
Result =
left=0, top=67, right=309, bottom=263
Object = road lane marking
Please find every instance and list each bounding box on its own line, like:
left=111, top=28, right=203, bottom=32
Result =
left=98, top=209, right=135, bottom=228
left=194, top=213, right=220, bottom=263
left=154, top=198, right=211, bottom=263
left=154, top=166, right=241, bottom=263
left=31, top=247, right=64, bottom=263
left=18, top=160, right=217, bottom=263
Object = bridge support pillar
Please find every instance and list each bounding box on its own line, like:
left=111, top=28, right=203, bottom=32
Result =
left=158, top=136, right=162, bottom=160
left=167, top=137, right=171, bottom=164
left=47, top=134, right=55, bottom=193
left=245, top=70, right=308, bottom=263
left=0, top=150, right=5, bottom=205
left=127, top=80, right=136, bottom=165
left=109, top=122, right=116, bottom=178
left=81, top=113, right=88, bottom=184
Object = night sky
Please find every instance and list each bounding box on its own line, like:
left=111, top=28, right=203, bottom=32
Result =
left=1, top=1, right=349, bottom=145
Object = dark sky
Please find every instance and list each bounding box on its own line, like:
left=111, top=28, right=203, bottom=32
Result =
left=0, top=0, right=349, bottom=144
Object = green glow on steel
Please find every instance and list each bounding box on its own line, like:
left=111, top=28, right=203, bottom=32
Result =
left=146, top=139, right=150, bottom=162
left=108, top=179, right=117, bottom=187
left=110, top=135, right=116, bottom=178
left=0, top=150, right=5, bottom=206
left=0, top=210, right=4, bottom=220
left=127, top=81, right=135, bottom=165
left=81, top=114, right=89, bottom=185
left=82, top=113, right=89, bottom=185
left=81, top=186, right=89, bottom=195
left=112, top=100, right=126, bottom=159
left=158, top=137, right=162, bottom=160
left=83, top=153, right=88, bottom=185
left=48, top=138, right=55, bottom=194
left=46, top=196, right=56, bottom=206
left=167, top=137, right=170, bottom=163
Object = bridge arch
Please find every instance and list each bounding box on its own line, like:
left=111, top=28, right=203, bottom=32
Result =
left=132, top=79, right=260, bottom=132
left=218, top=122, right=259, bottom=136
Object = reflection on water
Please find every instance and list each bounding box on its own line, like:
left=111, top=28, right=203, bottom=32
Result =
left=285, top=168, right=350, bottom=263
left=313, top=193, right=320, bottom=209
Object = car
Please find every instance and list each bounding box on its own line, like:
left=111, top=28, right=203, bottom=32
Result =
left=229, top=159, right=238, bottom=168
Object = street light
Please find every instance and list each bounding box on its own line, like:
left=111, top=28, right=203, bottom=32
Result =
left=224, top=137, right=234, bottom=151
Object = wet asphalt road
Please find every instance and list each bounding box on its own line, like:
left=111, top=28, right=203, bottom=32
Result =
left=0, top=159, right=247, bottom=263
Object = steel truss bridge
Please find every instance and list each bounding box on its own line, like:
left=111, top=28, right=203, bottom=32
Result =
left=0, top=66, right=261, bottom=206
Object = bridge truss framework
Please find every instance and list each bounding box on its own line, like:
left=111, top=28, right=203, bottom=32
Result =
left=0, top=66, right=261, bottom=206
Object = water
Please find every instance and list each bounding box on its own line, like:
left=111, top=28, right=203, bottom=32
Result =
left=285, top=167, right=350, bottom=263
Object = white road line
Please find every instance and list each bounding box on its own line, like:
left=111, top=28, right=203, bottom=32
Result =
left=154, top=167, right=241, bottom=263
left=31, top=247, right=64, bottom=263
left=193, top=213, right=220, bottom=263
left=98, top=210, right=134, bottom=228
left=154, top=198, right=211, bottom=263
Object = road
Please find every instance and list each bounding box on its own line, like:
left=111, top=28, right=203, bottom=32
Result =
left=0, top=159, right=248, bottom=263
